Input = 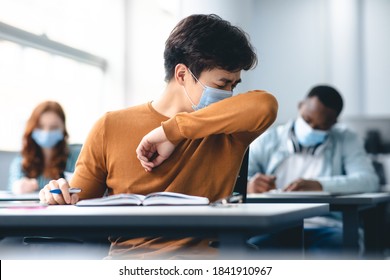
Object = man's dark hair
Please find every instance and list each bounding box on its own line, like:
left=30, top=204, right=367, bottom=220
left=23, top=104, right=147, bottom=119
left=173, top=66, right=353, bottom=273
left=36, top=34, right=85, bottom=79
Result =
left=307, top=85, right=344, bottom=116
left=164, top=14, right=257, bottom=82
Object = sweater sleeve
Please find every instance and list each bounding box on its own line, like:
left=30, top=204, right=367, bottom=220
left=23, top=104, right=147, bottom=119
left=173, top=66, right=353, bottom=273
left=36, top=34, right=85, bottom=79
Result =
left=162, top=90, right=278, bottom=146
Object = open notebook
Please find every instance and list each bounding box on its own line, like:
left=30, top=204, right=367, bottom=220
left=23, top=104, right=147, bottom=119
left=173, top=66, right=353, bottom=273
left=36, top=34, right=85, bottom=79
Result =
left=76, top=191, right=210, bottom=206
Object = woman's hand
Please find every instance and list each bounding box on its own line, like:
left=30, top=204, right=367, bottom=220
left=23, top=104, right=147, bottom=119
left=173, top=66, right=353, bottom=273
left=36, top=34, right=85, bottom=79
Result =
left=12, top=178, right=39, bottom=194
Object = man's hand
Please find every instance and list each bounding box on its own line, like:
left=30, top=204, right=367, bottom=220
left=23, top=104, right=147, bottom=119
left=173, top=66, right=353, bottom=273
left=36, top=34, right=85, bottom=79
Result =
left=136, top=126, right=176, bottom=172
left=284, top=179, right=323, bottom=192
left=247, top=173, right=276, bottom=193
left=39, top=178, right=79, bottom=205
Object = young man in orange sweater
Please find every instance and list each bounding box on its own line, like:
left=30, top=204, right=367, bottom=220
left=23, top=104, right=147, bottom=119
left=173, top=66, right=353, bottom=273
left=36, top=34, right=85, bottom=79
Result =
left=39, top=14, right=278, bottom=259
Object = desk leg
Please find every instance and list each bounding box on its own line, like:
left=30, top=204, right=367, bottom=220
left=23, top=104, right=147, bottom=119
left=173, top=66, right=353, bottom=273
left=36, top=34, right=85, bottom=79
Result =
left=218, top=231, right=250, bottom=259
left=281, top=223, right=304, bottom=259
left=363, top=204, right=386, bottom=259
left=342, top=206, right=360, bottom=257
left=218, top=224, right=304, bottom=259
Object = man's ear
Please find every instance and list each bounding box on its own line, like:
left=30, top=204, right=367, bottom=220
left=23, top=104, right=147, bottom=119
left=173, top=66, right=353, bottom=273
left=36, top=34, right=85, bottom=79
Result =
left=175, top=64, right=187, bottom=85
left=298, top=101, right=304, bottom=110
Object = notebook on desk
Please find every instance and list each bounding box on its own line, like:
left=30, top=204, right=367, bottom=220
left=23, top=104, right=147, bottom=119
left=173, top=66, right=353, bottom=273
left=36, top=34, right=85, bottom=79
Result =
left=76, top=191, right=210, bottom=206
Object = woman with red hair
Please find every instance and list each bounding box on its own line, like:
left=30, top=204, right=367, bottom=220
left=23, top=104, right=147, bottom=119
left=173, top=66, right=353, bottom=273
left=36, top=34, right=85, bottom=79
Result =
left=8, top=101, right=80, bottom=194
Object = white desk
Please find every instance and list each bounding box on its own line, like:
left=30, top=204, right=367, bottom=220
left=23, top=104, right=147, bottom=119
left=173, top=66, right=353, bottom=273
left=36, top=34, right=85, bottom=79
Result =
left=0, top=203, right=328, bottom=259
left=247, top=192, right=390, bottom=258
left=0, top=191, right=40, bottom=201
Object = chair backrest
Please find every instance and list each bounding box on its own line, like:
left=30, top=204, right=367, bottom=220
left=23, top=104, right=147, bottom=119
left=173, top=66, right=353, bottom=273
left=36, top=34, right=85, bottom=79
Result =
left=371, top=158, right=387, bottom=188
left=0, top=150, right=19, bottom=190
left=232, top=148, right=249, bottom=203
left=68, top=143, right=82, bottom=156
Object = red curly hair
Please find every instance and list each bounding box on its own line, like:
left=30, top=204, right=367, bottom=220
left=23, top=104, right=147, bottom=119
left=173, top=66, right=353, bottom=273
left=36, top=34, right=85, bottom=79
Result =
left=21, top=101, right=69, bottom=179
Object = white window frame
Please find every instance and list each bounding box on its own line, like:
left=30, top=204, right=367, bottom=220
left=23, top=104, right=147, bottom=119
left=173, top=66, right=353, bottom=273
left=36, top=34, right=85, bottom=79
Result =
left=0, top=21, right=107, bottom=71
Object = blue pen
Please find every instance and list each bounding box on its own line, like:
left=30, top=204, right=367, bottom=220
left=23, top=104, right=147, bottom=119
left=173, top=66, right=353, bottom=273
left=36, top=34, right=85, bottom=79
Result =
left=50, top=188, right=82, bottom=194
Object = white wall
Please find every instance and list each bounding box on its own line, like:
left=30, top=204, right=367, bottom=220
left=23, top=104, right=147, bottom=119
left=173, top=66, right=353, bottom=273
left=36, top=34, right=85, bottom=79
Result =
left=328, top=0, right=363, bottom=117
left=124, top=0, right=390, bottom=123
left=124, top=0, right=179, bottom=106
left=364, top=0, right=390, bottom=116
left=247, top=0, right=330, bottom=123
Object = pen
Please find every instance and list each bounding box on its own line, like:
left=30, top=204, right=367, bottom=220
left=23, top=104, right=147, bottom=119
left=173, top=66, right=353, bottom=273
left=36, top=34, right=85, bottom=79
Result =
left=210, top=194, right=243, bottom=206
left=50, top=188, right=82, bottom=194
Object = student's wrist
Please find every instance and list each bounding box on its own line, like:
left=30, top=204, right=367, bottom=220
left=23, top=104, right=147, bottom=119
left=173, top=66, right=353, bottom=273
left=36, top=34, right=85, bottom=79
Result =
left=161, top=118, right=183, bottom=145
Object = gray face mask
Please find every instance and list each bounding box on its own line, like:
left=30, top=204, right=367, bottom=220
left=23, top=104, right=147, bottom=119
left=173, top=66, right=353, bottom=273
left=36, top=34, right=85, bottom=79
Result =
left=184, top=69, right=233, bottom=111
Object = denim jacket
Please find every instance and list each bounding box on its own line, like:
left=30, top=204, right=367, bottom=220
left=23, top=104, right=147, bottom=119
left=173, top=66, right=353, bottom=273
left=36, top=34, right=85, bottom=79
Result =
left=248, top=121, right=379, bottom=193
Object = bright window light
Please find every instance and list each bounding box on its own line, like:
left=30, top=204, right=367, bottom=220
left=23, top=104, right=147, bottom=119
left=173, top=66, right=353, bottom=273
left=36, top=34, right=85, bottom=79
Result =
left=0, top=0, right=124, bottom=151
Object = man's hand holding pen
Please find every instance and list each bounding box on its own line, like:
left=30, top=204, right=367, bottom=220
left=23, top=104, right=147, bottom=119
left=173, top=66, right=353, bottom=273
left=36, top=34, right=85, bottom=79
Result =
left=247, top=173, right=276, bottom=193
left=39, top=178, right=80, bottom=205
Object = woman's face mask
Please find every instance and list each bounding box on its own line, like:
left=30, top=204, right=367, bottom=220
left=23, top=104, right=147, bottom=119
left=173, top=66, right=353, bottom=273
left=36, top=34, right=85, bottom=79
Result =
left=184, top=69, right=233, bottom=111
left=294, top=116, right=328, bottom=147
left=31, top=128, right=64, bottom=148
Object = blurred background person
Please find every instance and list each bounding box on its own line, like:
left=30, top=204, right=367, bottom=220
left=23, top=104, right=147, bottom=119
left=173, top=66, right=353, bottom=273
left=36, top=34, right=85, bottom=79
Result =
left=247, top=85, right=379, bottom=258
left=8, top=101, right=80, bottom=194
left=248, top=85, right=378, bottom=194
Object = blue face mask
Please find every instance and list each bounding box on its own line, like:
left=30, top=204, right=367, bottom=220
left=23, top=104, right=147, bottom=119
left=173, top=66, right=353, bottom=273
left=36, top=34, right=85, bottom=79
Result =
left=294, top=116, right=328, bottom=147
left=31, top=129, right=64, bottom=148
left=184, top=69, right=233, bottom=111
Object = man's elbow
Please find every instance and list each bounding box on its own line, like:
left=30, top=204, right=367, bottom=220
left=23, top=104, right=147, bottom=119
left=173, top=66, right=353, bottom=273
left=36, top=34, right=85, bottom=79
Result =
left=249, top=91, right=279, bottom=131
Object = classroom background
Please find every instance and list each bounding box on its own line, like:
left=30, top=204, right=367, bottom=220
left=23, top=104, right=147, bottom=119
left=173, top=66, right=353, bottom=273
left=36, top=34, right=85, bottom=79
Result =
left=0, top=0, right=390, bottom=260
left=0, top=0, right=390, bottom=149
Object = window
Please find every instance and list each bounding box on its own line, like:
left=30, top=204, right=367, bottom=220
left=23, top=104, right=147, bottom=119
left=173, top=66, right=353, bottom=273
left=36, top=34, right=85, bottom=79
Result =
left=0, top=0, right=124, bottom=150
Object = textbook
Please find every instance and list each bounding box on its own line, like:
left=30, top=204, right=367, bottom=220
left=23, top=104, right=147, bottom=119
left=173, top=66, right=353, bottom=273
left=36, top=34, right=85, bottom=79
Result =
left=76, top=191, right=210, bottom=206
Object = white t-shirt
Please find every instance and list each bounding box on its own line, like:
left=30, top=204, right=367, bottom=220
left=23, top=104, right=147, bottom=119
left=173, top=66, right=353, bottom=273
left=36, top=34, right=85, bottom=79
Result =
left=273, top=145, right=341, bottom=228
left=274, top=153, right=325, bottom=190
